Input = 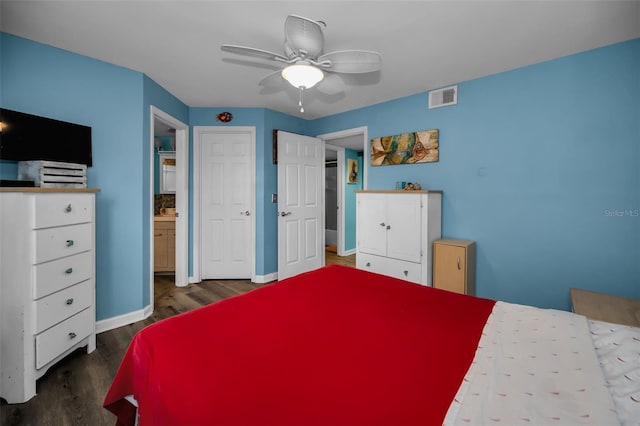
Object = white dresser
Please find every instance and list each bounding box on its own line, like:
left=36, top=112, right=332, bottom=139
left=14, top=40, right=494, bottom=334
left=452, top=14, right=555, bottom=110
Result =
left=356, top=190, right=441, bottom=286
left=0, top=188, right=99, bottom=403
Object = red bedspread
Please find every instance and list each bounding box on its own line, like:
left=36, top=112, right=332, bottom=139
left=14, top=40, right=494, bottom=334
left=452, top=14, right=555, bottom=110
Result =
left=104, top=265, right=495, bottom=425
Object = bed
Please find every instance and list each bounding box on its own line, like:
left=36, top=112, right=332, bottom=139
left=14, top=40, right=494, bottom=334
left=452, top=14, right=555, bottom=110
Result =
left=104, top=265, right=639, bottom=425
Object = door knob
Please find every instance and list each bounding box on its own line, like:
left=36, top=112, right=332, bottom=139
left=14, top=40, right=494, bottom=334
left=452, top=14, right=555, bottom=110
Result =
left=280, top=211, right=292, bottom=217
left=241, top=210, right=250, bottom=216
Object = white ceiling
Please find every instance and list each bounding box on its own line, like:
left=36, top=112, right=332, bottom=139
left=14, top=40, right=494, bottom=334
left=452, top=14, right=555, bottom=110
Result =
left=2, top=1, right=639, bottom=120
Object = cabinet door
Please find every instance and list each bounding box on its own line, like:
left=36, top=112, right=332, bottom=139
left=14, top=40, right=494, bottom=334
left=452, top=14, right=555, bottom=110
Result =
left=357, top=194, right=388, bottom=256
left=433, top=243, right=466, bottom=294
left=168, top=229, right=176, bottom=270
left=386, top=194, right=422, bottom=263
left=154, top=230, right=168, bottom=270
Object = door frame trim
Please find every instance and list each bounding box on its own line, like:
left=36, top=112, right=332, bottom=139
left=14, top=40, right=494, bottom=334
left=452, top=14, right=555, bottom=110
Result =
left=324, top=143, right=345, bottom=256
left=317, top=126, right=368, bottom=256
left=150, top=106, right=189, bottom=295
left=193, top=126, right=256, bottom=282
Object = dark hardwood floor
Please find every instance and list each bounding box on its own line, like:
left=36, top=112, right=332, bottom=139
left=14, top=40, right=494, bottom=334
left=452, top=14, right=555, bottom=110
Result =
left=0, top=276, right=260, bottom=426
left=1, top=252, right=354, bottom=425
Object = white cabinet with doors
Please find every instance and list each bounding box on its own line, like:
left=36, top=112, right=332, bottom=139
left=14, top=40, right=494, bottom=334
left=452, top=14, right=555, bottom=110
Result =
left=356, top=190, right=441, bottom=285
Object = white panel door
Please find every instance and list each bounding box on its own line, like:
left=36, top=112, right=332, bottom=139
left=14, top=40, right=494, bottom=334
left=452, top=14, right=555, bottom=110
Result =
left=200, top=130, right=252, bottom=278
left=386, top=194, right=422, bottom=263
left=277, top=131, right=324, bottom=280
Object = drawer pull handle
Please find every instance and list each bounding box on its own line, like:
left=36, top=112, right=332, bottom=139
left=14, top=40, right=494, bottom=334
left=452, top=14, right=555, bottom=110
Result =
left=404, top=270, right=408, bottom=276
left=386, top=225, right=391, bottom=230
left=379, top=222, right=385, bottom=227
left=66, top=298, right=74, bottom=305
left=457, top=256, right=461, bottom=270
left=65, top=204, right=73, bottom=213
left=366, top=262, right=371, bottom=267
left=65, top=267, right=73, bottom=274
left=66, top=240, right=74, bottom=247
left=68, top=332, right=77, bottom=339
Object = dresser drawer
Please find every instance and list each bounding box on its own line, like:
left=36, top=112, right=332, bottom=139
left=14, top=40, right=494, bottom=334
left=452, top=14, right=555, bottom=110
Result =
left=357, top=253, right=423, bottom=285
left=35, top=280, right=93, bottom=334
left=34, top=223, right=92, bottom=264
left=35, top=307, right=94, bottom=369
left=33, top=251, right=93, bottom=299
left=34, top=194, right=93, bottom=229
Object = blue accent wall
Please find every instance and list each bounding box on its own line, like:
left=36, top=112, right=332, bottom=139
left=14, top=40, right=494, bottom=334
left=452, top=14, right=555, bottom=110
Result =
left=2, top=30, right=637, bottom=323
left=1, top=33, right=145, bottom=320
left=1, top=33, right=188, bottom=319
left=309, top=38, right=640, bottom=310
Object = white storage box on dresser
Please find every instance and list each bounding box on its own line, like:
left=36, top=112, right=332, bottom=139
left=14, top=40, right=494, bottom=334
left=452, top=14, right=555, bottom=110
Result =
left=0, top=188, right=99, bottom=403
left=356, top=190, right=441, bottom=285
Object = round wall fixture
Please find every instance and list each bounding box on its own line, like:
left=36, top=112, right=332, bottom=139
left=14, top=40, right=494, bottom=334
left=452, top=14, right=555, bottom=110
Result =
left=216, top=112, right=233, bottom=122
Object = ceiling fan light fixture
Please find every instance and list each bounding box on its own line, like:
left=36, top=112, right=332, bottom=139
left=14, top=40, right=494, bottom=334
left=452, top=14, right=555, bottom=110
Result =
left=281, top=63, right=324, bottom=89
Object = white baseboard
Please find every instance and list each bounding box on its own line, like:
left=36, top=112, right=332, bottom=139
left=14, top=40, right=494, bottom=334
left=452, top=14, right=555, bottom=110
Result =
left=254, top=272, right=278, bottom=283
left=96, top=304, right=153, bottom=334
left=341, top=248, right=356, bottom=256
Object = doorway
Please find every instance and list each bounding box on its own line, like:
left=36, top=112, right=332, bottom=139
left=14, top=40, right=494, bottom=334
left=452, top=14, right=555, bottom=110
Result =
left=325, top=144, right=343, bottom=256
left=318, top=127, right=368, bottom=257
left=150, top=106, right=189, bottom=309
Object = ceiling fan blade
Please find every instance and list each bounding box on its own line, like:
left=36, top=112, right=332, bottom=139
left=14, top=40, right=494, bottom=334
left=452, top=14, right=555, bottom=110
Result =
left=221, top=44, right=289, bottom=62
left=258, top=70, right=285, bottom=88
left=284, top=15, right=324, bottom=58
left=315, top=73, right=344, bottom=95
left=318, top=50, right=382, bottom=74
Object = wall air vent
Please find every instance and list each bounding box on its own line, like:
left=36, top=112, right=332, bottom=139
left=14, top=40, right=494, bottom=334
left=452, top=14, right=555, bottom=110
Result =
left=428, top=85, right=457, bottom=109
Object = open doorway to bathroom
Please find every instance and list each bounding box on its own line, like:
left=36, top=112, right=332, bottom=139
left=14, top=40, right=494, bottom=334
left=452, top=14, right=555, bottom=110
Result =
left=150, top=106, right=189, bottom=320
left=153, top=120, right=177, bottom=283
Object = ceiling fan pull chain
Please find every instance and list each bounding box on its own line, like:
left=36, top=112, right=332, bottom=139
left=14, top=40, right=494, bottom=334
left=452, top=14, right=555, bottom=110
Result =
left=298, top=87, right=305, bottom=113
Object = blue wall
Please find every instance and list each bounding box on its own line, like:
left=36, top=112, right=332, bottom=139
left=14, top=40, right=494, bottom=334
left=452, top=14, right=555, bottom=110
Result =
left=1, top=33, right=188, bottom=320
left=1, top=33, right=145, bottom=320
left=2, top=31, right=638, bottom=323
left=309, top=38, right=640, bottom=310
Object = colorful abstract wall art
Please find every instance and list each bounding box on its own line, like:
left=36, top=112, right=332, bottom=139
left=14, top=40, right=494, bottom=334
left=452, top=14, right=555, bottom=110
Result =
left=370, top=129, right=439, bottom=166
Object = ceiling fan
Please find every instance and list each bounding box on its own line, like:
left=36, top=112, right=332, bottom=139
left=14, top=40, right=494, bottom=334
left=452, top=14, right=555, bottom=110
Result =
left=221, top=15, right=382, bottom=113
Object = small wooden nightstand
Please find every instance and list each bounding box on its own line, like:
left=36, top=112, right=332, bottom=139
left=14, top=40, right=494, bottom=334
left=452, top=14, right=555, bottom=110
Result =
left=570, top=288, right=640, bottom=327
left=433, top=239, right=475, bottom=295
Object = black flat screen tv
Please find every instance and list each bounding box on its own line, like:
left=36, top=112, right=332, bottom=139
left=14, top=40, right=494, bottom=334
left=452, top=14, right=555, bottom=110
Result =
left=0, top=108, right=92, bottom=166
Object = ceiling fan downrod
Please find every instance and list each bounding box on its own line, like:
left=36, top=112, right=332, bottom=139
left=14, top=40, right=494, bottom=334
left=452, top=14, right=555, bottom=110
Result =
left=298, top=87, right=305, bottom=113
